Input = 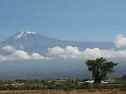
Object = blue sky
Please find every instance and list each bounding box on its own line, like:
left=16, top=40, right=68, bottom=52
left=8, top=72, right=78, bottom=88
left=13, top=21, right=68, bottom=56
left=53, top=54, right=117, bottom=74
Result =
left=0, top=0, right=126, bottom=41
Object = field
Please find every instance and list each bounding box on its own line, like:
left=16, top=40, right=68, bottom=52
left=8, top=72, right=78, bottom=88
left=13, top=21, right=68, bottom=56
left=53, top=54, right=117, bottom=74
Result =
left=0, top=79, right=125, bottom=94
left=0, top=89, right=125, bottom=94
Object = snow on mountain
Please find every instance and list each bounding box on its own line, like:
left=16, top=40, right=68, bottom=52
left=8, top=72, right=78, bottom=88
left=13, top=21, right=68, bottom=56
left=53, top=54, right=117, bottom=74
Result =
left=15, top=32, right=36, bottom=39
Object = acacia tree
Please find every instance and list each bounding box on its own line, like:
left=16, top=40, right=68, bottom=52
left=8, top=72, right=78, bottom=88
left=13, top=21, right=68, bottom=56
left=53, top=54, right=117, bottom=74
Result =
left=86, top=57, right=117, bottom=84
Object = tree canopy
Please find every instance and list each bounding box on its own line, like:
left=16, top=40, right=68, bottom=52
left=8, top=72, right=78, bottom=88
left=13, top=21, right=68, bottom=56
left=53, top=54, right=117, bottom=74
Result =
left=86, top=57, right=117, bottom=84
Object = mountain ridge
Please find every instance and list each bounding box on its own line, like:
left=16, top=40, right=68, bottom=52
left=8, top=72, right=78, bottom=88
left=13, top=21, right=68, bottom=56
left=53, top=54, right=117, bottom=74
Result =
left=0, top=32, right=114, bottom=53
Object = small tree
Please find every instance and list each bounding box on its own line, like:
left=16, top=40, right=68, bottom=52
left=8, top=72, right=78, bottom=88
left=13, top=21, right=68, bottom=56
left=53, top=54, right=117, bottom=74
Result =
left=86, top=57, right=117, bottom=84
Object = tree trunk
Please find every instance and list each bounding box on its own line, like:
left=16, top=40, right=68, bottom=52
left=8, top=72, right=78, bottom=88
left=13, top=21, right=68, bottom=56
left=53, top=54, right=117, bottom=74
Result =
left=94, top=78, right=101, bottom=84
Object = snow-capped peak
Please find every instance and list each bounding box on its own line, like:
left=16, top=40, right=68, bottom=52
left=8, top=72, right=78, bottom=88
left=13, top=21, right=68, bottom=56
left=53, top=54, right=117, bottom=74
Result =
left=25, top=32, right=36, bottom=34
left=16, top=32, right=37, bottom=39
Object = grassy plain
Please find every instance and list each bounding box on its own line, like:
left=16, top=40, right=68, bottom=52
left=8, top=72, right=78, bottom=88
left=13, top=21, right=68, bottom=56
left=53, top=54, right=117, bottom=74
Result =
left=0, top=89, right=125, bottom=94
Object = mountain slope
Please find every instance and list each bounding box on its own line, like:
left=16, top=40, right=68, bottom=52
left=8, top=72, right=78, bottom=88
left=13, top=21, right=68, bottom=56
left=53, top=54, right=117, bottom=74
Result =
left=0, top=32, right=114, bottom=53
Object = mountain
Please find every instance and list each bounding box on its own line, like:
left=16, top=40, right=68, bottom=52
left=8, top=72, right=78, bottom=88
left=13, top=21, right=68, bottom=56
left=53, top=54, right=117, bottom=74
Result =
left=0, top=32, right=114, bottom=53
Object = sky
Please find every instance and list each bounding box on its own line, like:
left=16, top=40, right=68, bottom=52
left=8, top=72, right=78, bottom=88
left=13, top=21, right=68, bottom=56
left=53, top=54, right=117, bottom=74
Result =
left=0, top=0, right=126, bottom=42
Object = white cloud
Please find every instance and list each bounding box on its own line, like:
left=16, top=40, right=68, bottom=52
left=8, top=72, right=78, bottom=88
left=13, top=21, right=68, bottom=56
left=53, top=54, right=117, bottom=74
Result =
left=48, top=46, right=126, bottom=60
left=2, top=45, right=16, bottom=53
left=31, top=53, right=47, bottom=60
left=82, top=48, right=102, bottom=60
left=0, top=45, right=48, bottom=62
left=82, top=48, right=126, bottom=60
left=48, top=46, right=81, bottom=59
left=12, top=50, right=31, bottom=60
left=48, top=46, right=65, bottom=55
left=115, top=34, right=126, bottom=48
left=65, top=46, right=81, bottom=55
